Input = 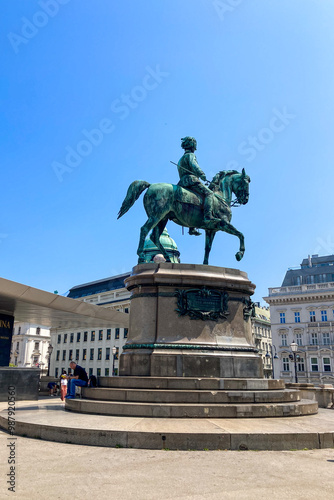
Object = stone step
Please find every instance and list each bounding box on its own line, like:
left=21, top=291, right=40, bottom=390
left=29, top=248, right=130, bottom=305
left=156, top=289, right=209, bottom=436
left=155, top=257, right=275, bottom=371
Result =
left=0, top=400, right=331, bottom=451
left=98, top=376, right=286, bottom=391
left=82, top=387, right=300, bottom=404
left=65, top=398, right=317, bottom=418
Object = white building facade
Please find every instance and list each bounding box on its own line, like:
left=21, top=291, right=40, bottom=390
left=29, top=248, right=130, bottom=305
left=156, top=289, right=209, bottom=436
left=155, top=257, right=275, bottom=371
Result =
left=265, top=255, right=334, bottom=385
left=251, top=305, right=273, bottom=378
left=50, top=273, right=131, bottom=378
left=10, top=323, right=51, bottom=375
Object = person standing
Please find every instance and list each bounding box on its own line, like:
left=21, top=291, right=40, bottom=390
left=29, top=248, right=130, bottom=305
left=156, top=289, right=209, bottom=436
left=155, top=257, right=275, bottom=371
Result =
left=60, top=370, right=68, bottom=401
left=65, top=361, right=88, bottom=399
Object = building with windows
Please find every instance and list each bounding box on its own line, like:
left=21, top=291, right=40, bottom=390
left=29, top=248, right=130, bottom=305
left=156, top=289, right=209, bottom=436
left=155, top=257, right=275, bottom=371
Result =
left=10, top=323, right=51, bottom=375
left=50, top=230, right=179, bottom=378
left=251, top=304, right=273, bottom=378
left=50, top=273, right=131, bottom=378
left=264, top=254, right=334, bottom=385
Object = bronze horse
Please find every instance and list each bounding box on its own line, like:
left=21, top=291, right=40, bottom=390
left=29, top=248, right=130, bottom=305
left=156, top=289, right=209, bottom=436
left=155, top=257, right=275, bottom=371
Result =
left=118, top=169, right=250, bottom=265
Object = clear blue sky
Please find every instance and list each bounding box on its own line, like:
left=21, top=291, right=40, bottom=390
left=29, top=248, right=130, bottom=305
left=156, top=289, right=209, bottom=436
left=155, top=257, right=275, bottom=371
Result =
left=1, top=0, right=334, bottom=304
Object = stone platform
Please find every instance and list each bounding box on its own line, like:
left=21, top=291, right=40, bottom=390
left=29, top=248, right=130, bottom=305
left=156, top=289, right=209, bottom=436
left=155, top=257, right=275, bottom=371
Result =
left=65, top=376, right=317, bottom=419
left=0, top=399, right=332, bottom=451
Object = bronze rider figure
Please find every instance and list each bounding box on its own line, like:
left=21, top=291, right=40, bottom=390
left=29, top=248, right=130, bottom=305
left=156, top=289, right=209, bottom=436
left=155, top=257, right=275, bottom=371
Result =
left=177, top=136, right=220, bottom=236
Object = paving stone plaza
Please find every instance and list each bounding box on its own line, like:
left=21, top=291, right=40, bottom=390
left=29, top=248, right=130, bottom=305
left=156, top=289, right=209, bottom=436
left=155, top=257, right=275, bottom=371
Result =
left=1, top=421, right=334, bottom=500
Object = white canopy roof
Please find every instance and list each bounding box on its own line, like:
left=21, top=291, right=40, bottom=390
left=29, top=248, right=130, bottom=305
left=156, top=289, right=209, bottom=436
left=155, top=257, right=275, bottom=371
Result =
left=0, top=277, right=129, bottom=329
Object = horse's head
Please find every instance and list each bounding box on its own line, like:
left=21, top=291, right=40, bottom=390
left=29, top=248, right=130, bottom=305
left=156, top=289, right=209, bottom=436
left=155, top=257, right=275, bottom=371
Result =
left=210, top=168, right=251, bottom=206
left=232, top=168, right=251, bottom=205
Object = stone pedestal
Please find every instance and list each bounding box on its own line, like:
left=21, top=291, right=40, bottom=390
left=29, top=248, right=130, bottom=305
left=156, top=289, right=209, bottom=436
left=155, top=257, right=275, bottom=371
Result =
left=119, top=263, right=263, bottom=378
left=0, top=368, right=40, bottom=401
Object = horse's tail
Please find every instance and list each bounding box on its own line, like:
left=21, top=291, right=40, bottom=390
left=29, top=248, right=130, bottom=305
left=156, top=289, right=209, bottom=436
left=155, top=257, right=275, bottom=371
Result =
left=117, top=180, right=150, bottom=219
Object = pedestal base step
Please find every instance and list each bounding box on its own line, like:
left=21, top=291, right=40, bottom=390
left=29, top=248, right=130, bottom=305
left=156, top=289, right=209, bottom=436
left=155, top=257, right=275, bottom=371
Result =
left=82, top=387, right=300, bottom=404
left=66, top=398, right=318, bottom=418
left=98, top=377, right=285, bottom=391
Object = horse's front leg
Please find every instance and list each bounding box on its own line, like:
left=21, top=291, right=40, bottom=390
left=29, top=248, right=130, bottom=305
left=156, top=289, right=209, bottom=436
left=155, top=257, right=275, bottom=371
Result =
left=220, top=222, right=245, bottom=261
left=137, top=217, right=158, bottom=263
left=203, top=230, right=215, bottom=265
left=150, top=219, right=171, bottom=262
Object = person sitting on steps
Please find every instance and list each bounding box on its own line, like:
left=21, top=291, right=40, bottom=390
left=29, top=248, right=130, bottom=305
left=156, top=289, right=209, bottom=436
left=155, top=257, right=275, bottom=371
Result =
left=65, top=361, right=88, bottom=399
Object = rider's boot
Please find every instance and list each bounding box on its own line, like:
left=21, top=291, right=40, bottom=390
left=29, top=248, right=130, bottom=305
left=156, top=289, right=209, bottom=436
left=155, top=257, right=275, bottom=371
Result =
left=204, top=194, right=221, bottom=227
left=189, top=228, right=201, bottom=236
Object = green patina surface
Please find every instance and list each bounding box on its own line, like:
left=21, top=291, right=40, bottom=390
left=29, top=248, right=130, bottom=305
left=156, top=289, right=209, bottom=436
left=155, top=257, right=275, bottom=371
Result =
left=118, top=137, right=251, bottom=265
left=143, top=228, right=180, bottom=263
left=123, top=343, right=258, bottom=353
left=175, top=287, right=229, bottom=321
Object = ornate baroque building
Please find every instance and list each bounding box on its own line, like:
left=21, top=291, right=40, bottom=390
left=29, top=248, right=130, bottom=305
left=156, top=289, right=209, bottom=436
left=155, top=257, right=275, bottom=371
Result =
left=264, top=254, right=334, bottom=385
left=10, top=323, right=51, bottom=375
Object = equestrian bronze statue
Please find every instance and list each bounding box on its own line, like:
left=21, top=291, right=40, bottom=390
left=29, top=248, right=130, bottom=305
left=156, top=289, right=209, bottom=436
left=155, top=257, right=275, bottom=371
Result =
left=117, top=137, right=250, bottom=265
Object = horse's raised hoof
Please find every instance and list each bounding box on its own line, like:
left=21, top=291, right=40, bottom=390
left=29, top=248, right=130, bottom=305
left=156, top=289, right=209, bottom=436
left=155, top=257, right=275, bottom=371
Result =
left=189, top=228, right=201, bottom=236
left=235, top=251, right=243, bottom=261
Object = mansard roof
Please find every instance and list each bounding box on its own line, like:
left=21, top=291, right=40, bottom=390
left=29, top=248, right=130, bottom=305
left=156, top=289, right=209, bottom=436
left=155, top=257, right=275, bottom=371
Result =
left=67, top=273, right=130, bottom=299
left=282, top=255, right=334, bottom=287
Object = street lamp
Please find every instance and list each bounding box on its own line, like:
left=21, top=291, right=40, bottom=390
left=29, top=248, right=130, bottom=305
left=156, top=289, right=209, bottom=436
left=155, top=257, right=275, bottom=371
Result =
left=47, top=344, right=53, bottom=377
left=289, top=340, right=300, bottom=383
left=112, top=346, right=117, bottom=376
left=265, top=344, right=278, bottom=379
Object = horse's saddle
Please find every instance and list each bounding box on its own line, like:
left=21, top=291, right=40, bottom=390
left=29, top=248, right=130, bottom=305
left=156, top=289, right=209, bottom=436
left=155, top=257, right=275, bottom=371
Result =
left=173, top=185, right=202, bottom=206
left=173, top=185, right=228, bottom=210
